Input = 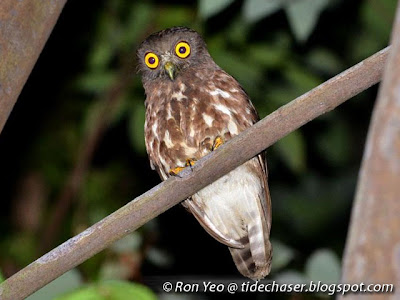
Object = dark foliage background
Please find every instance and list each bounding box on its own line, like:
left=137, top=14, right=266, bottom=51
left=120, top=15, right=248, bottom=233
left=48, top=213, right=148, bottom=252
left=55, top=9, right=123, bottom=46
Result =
left=0, top=0, right=396, bottom=299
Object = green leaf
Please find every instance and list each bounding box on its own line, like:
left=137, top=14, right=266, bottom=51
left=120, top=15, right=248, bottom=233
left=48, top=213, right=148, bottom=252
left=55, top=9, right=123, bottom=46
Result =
left=87, top=12, right=118, bottom=71
left=0, top=269, right=4, bottom=283
left=248, top=43, right=287, bottom=68
left=243, top=0, right=283, bottom=23
left=274, top=131, right=306, bottom=174
left=360, top=0, right=397, bottom=44
left=27, top=269, right=83, bottom=300
left=199, top=0, right=235, bottom=19
left=119, top=3, right=153, bottom=51
left=284, top=0, right=330, bottom=42
left=56, top=280, right=157, bottom=300
left=317, top=119, right=351, bottom=166
left=350, top=31, right=384, bottom=62
left=306, top=48, right=344, bottom=74
left=351, top=0, right=397, bottom=60
left=283, top=62, right=322, bottom=93
left=55, top=287, right=99, bottom=300
left=225, top=17, right=250, bottom=46
left=265, top=84, right=300, bottom=110
left=157, top=6, right=195, bottom=29
left=211, top=50, right=263, bottom=93
left=305, top=249, right=341, bottom=283
left=271, top=240, right=295, bottom=271
left=88, top=42, right=114, bottom=72
left=76, top=71, right=117, bottom=94
left=4, top=233, right=36, bottom=266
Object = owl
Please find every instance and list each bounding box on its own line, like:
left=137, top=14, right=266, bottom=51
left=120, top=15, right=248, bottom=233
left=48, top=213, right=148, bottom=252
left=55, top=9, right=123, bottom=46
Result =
left=137, top=27, right=272, bottom=280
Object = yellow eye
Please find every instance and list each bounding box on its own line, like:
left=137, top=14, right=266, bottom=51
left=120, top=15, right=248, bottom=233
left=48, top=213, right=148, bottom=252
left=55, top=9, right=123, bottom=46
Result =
left=144, top=52, right=159, bottom=69
left=175, top=41, right=191, bottom=58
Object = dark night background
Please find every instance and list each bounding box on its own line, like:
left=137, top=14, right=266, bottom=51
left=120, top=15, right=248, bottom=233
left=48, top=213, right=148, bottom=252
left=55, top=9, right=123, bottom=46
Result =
left=0, top=0, right=395, bottom=299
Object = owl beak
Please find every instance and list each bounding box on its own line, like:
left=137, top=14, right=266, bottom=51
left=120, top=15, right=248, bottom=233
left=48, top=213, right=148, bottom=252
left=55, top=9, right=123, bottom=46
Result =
left=164, top=61, right=176, bottom=80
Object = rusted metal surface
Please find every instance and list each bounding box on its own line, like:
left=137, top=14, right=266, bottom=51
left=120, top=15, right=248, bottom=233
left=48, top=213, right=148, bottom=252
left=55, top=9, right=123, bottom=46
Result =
left=341, top=4, right=400, bottom=300
left=0, top=0, right=67, bottom=133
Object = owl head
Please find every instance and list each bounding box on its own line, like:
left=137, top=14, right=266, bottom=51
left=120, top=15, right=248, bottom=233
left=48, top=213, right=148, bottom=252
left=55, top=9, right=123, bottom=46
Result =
left=137, top=27, right=215, bottom=83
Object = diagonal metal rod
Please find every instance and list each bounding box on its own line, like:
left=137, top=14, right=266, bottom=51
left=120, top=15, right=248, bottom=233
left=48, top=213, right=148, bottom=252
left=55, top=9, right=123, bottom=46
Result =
left=0, top=47, right=389, bottom=300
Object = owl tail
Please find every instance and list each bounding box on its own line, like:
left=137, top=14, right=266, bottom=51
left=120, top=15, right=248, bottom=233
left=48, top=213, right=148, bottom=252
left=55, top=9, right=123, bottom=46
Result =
left=229, top=219, right=272, bottom=280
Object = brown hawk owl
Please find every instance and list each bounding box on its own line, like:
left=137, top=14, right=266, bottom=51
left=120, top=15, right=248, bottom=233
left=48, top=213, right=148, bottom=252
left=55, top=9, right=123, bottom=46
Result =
left=137, top=27, right=272, bottom=280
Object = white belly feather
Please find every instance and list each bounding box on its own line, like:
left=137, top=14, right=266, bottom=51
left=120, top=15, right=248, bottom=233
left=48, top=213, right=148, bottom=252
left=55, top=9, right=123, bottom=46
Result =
left=192, top=158, right=264, bottom=241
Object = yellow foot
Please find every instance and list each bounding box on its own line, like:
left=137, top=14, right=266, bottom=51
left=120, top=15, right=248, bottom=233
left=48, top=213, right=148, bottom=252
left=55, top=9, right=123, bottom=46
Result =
left=169, top=158, right=197, bottom=176
left=169, top=166, right=185, bottom=176
left=185, top=158, right=196, bottom=167
left=212, top=136, right=224, bottom=151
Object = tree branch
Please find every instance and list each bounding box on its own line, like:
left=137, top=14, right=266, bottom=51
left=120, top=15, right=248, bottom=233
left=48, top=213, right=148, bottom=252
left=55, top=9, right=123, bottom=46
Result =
left=0, top=47, right=389, bottom=299
left=0, top=0, right=67, bottom=134
left=341, top=2, right=400, bottom=296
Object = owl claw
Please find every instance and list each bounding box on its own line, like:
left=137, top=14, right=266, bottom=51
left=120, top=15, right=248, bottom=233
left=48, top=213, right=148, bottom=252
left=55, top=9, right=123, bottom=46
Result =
left=169, top=158, right=197, bottom=176
left=186, top=158, right=196, bottom=168
left=169, top=166, right=185, bottom=176
left=212, top=136, right=224, bottom=151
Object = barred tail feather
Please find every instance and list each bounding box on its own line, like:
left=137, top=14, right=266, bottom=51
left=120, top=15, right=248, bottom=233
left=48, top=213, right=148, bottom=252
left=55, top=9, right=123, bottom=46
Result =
left=229, top=225, right=272, bottom=280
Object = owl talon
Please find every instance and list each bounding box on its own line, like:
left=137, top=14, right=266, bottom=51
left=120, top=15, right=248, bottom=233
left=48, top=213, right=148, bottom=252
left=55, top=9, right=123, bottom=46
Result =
left=185, top=158, right=196, bottom=167
left=169, top=166, right=186, bottom=176
left=169, top=158, right=197, bottom=176
left=212, top=136, right=224, bottom=151
left=186, top=158, right=197, bottom=172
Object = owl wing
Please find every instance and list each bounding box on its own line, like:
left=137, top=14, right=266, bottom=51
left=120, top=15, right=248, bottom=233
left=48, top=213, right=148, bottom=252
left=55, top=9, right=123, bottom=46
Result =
left=257, top=152, right=272, bottom=232
left=183, top=197, right=245, bottom=249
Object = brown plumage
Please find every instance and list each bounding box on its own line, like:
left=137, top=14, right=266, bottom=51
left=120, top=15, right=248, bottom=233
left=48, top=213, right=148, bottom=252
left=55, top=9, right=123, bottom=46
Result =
left=137, top=27, right=272, bottom=279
